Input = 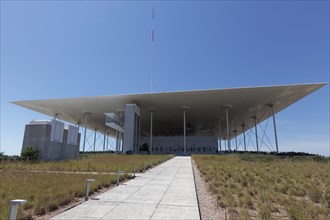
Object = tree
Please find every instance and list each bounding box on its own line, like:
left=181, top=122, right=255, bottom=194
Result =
left=21, top=146, right=39, bottom=161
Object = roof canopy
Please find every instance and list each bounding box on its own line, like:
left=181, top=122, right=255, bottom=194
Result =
left=13, top=83, right=326, bottom=139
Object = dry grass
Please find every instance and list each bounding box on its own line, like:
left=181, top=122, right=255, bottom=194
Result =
left=193, top=154, right=330, bottom=220
left=0, top=171, right=121, bottom=220
left=0, top=154, right=173, bottom=220
left=0, top=154, right=173, bottom=173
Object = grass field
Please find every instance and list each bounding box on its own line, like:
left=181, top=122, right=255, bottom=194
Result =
left=193, top=154, right=330, bottom=220
left=0, top=154, right=173, bottom=220
left=0, top=154, right=173, bottom=173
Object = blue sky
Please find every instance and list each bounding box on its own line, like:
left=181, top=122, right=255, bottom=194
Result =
left=1, top=1, right=329, bottom=156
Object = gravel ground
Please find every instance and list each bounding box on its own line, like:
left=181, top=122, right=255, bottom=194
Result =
left=192, top=160, right=227, bottom=220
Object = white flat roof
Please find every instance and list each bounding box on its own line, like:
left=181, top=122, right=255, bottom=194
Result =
left=12, top=83, right=326, bottom=139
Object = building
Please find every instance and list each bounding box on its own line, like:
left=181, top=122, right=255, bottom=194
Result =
left=14, top=83, right=326, bottom=156
left=22, top=120, right=80, bottom=160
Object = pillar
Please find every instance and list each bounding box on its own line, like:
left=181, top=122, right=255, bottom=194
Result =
left=241, top=124, right=247, bottom=151
left=234, top=130, right=238, bottom=151
left=270, top=105, right=279, bottom=153
left=103, top=130, right=106, bottom=152
left=218, top=119, right=222, bottom=151
left=225, top=107, right=231, bottom=151
left=93, top=129, right=97, bottom=151
left=181, top=107, right=188, bottom=155
left=253, top=116, right=259, bottom=152
left=106, top=133, right=109, bottom=151
left=83, top=113, right=89, bottom=152
left=149, top=109, right=154, bottom=154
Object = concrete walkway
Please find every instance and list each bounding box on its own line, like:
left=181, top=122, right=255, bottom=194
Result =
left=52, top=156, right=200, bottom=220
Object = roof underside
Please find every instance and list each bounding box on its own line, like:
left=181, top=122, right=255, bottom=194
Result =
left=13, top=83, right=326, bottom=139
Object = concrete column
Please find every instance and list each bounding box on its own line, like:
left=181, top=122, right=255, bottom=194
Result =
left=241, top=124, right=247, bottom=151
left=115, top=130, right=119, bottom=154
left=121, top=135, right=124, bottom=152
left=103, top=130, right=106, bottom=152
left=225, top=107, right=231, bottom=151
left=234, top=130, right=238, bottom=151
left=77, top=123, right=81, bottom=150
left=83, top=113, right=89, bottom=152
left=224, top=138, right=227, bottom=151
left=181, top=107, right=188, bottom=155
left=218, top=119, right=222, bottom=151
left=118, top=131, right=122, bottom=151
left=149, top=109, right=154, bottom=154
left=106, top=134, right=109, bottom=151
left=270, top=105, right=279, bottom=153
left=184, top=109, right=187, bottom=155
left=252, top=116, right=259, bottom=152
left=93, top=129, right=97, bottom=151
left=118, top=110, right=123, bottom=153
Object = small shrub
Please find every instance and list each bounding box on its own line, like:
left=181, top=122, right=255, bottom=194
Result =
left=286, top=202, right=306, bottom=220
left=21, top=146, right=39, bottom=161
left=289, top=186, right=306, bottom=197
left=23, top=203, right=33, bottom=210
left=244, top=198, right=254, bottom=209
left=308, top=187, right=323, bottom=203
left=258, top=204, right=272, bottom=220
left=48, top=202, right=58, bottom=212
left=58, top=197, right=72, bottom=207
left=279, top=185, right=288, bottom=195
left=325, top=190, right=330, bottom=208
left=34, top=206, right=46, bottom=215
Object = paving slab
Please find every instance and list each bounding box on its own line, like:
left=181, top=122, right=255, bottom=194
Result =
left=52, top=156, right=200, bottom=220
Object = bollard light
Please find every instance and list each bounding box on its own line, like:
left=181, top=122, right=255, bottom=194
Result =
left=85, top=179, right=95, bottom=201
left=8, top=199, right=27, bottom=220
left=143, top=163, right=146, bottom=173
left=116, top=171, right=124, bottom=186
left=133, top=165, right=136, bottom=178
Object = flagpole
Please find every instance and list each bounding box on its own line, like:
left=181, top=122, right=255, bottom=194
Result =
left=151, top=8, right=154, bottom=93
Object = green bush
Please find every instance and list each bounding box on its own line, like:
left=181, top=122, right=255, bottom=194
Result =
left=21, top=146, right=39, bottom=161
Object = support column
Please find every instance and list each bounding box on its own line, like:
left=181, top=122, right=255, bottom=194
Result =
left=115, top=131, right=119, bottom=154
left=118, top=110, right=123, bottom=153
left=77, top=123, right=81, bottom=150
left=252, top=116, right=259, bottom=152
left=270, top=105, right=279, bottom=153
left=181, top=106, right=188, bottom=155
left=218, top=119, right=222, bottom=151
left=83, top=113, right=89, bottom=152
left=103, top=130, right=106, bottom=152
left=234, top=130, right=238, bottom=151
left=183, top=109, right=186, bottom=155
left=106, top=134, right=109, bottom=152
left=149, top=109, right=155, bottom=154
left=117, top=132, right=121, bottom=152
left=224, top=106, right=231, bottom=151
left=121, top=135, right=124, bottom=152
left=93, top=129, right=97, bottom=151
left=241, top=124, right=247, bottom=151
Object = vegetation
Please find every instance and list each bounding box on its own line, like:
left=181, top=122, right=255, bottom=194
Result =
left=21, top=147, right=39, bottom=161
left=193, top=154, right=330, bottom=220
left=0, top=154, right=173, bottom=173
left=0, top=154, right=173, bottom=220
left=0, top=171, right=121, bottom=220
